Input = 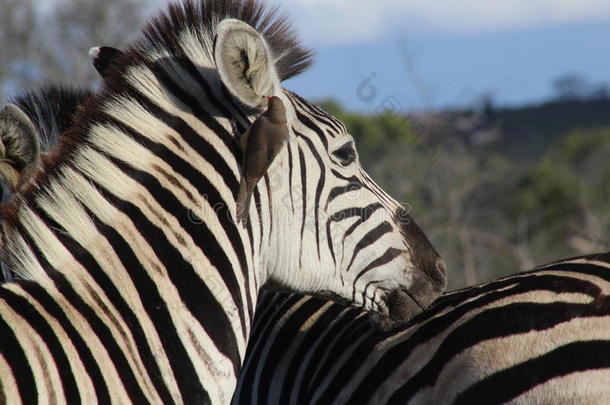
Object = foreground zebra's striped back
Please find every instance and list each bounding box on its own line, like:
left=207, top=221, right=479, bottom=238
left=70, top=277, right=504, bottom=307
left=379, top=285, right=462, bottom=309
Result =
left=234, top=252, right=610, bottom=404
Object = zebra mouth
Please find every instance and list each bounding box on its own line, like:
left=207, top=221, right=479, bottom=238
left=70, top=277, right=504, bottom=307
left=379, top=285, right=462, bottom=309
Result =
left=371, top=257, right=448, bottom=330
left=372, top=289, right=425, bottom=331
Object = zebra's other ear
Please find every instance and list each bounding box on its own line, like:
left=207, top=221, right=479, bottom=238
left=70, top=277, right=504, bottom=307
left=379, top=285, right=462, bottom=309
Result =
left=89, top=46, right=123, bottom=78
left=0, top=104, right=41, bottom=194
left=215, top=19, right=281, bottom=109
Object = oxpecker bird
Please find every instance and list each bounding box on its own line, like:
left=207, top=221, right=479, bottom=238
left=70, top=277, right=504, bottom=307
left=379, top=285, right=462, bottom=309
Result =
left=236, top=96, right=289, bottom=223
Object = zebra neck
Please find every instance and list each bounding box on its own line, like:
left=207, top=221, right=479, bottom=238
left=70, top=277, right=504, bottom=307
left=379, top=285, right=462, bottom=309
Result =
left=2, top=63, right=277, bottom=383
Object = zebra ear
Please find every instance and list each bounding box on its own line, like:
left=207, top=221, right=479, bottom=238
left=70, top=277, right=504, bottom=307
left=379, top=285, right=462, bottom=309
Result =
left=89, top=46, right=123, bottom=78
left=0, top=104, right=41, bottom=192
left=215, top=19, right=280, bottom=109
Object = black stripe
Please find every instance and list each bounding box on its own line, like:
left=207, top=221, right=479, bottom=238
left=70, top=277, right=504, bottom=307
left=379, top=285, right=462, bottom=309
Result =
left=236, top=294, right=303, bottom=403
left=329, top=203, right=383, bottom=224
left=351, top=247, right=403, bottom=304
left=390, top=297, right=610, bottom=403
left=325, top=220, right=337, bottom=265
left=296, top=306, right=363, bottom=404
left=16, top=222, right=150, bottom=403
left=108, top=83, right=256, bottom=323
left=346, top=222, right=393, bottom=272
left=347, top=273, right=600, bottom=403
left=264, top=174, right=273, bottom=247
left=79, top=189, right=214, bottom=403
left=0, top=294, right=38, bottom=404
left=454, top=340, right=610, bottom=405
left=89, top=160, right=244, bottom=375
left=301, top=96, right=347, bottom=133
left=278, top=299, right=347, bottom=404
left=330, top=168, right=359, bottom=182
left=34, top=205, right=176, bottom=404
left=532, top=252, right=610, bottom=269
left=105, top=147, right=249, bottom=341
left=342, top=203, right=385, bottom=242
left=0, top=288, right=81, bottom=403
left=161, top=55, right=248, bottom=133
left=219, top=82, right=255, bottom=132
left=289, top=93, right=342, bottom=136
left=528, top=262, right=610, bottom=283
left=326, top=203, right=384, bottom=266
left=253, top=188, right=264, bottom=254
left=311, top=318, right=372, bottom=404
left=287, top=143, right=295, bottom=213
left=359, top=168, right=394, bottom=207
left=292, top=105, right=331, bottom=149
left=256, top=298, right=329, bottom=404
left=17, top=281, right=111, bottom=403
left=149, top=61, right=242, bottom=162
left=297, top=132, right=325, bottom=260
left=249, top=293, right=290, bottom=347
left=298, top=145, right=307, bottom=268
left=326, top=182, right=364, bottom=209
left=245, top=219, right=256, bottom=278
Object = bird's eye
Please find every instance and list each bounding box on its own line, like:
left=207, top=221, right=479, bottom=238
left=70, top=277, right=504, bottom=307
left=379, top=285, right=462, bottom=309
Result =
left=333, top=143, right=356, bottom=166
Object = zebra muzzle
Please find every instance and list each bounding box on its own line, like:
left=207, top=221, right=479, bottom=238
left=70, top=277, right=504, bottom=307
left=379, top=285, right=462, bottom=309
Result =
left=375, top=257, right=448, bottom=331
left=372, top=289, right=423, bottom=331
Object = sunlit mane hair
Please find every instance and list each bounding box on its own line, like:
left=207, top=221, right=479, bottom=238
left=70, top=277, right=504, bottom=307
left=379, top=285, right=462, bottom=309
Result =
left=2, top=0, right=313, bottom=226
left=140, top=0, right=314, bottom=81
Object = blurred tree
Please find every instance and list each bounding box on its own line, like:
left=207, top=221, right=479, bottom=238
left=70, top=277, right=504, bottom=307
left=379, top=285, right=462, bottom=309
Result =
left=0, top=0, right=149, bottom=100
left=318, top=97, right=610, bottom=289
left=0, top=0, right=37, bottom=97
left=552, top=74, right=589, bottom=101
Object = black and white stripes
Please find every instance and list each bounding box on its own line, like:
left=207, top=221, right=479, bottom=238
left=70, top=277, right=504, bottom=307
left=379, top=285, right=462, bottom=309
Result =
left=1, top=4, right=608, bottom=403
left=234, top=253, right=610, bottom=404
left=0, top=0, right=446, bottom=403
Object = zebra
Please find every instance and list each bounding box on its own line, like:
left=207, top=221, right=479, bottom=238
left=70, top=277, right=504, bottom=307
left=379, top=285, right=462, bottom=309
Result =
left=233, top=253, right=610, bottom=404
left=8, top=48, right=610, bottom=405
left=0, top=0, right=446, bottom=403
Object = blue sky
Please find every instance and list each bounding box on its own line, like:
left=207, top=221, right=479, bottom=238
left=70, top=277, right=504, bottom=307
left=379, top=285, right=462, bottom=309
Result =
left=266, top=0, right=610, bottom=112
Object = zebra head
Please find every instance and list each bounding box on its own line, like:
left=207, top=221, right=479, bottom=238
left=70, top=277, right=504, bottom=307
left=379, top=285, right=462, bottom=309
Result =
left=211, top=17, right=447, bottom=328
left=91, top=23, right=446, bottom=328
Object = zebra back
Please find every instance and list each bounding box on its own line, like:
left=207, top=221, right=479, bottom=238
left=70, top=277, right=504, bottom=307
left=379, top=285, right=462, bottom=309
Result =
left=235, top=253, right=610, bottom=404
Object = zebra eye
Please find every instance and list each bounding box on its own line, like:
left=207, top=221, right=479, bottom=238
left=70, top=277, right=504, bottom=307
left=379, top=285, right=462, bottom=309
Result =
left=333, top=143, right=356, bottom=166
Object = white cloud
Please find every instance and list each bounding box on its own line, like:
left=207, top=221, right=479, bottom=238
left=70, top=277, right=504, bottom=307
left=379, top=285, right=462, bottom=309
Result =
left=280, top=0, right=610, bottom=44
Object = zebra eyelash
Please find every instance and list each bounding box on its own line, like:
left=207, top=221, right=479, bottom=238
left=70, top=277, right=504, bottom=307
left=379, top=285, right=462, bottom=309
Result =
left=333, top=142, right=356, bottom=166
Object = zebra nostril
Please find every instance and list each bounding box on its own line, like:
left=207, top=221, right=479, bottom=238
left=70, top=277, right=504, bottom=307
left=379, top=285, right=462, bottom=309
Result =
left=436, top=258, right=448, bottom=277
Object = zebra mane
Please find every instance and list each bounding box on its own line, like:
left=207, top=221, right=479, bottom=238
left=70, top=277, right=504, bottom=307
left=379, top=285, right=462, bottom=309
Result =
left=10, top=85, right=93, bottom=153
left=138, top=0, right=314, bottom=81
left=1, top=0, right=313, bottom=226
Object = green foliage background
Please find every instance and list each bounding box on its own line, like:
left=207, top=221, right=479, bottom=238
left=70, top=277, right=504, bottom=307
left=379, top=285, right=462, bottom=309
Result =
left=320, top=98, right=610, bottom=289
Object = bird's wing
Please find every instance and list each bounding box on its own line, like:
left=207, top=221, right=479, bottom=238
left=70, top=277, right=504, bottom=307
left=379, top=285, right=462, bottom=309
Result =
left=239, top=126, right=251, bottom=154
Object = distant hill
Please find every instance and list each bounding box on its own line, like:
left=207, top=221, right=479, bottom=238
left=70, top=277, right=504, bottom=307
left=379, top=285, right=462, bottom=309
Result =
left=421, top=96, right=610, bottom=161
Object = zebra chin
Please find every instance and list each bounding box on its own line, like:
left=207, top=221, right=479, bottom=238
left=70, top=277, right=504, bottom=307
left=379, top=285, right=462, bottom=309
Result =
left=372, top=258, right=448, bottom=331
